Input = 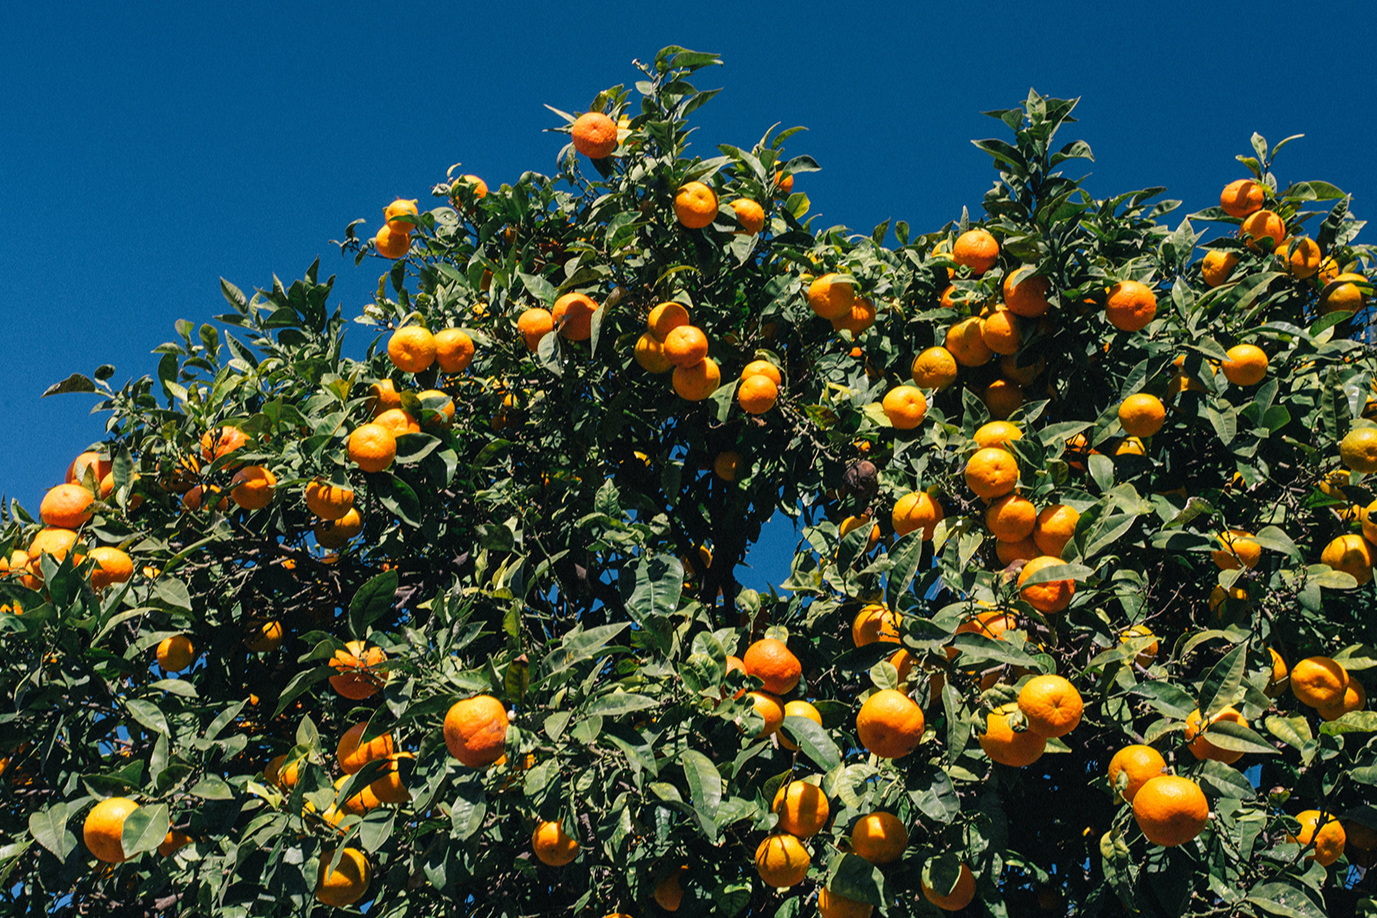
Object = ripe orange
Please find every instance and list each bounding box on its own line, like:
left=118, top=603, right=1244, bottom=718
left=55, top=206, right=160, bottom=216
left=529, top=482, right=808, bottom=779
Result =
left=1018, top=555, right=1075, bottom=614
left=852, top=603, right=901, bottom=647
left=374, top=225, right=410, bottom=259
left=1320, top=533, right=1375, bottom=585
left=434, top=328, right=475, bottom=373
left=663, top=325, right=709, bottom=367
left=1002, top=352, right=1044, bottom=385
left=713, top=451, right=742, bottom=482
left=305, top=480, right=354, bottom=520
left=974, top=420, right=1022, bottom=449
left=980, top=306, right=1022, bottom=355
left=741, top=359, right=782, bottom=385
left=773, top=780, right=830, bottom=837
left=775, top=169, right=794, bottom=195
left=731, top=198, right=766, bottom=234
left=367, top=755, right=412, bottom=804
left=983, top=379, right=1023, bottom=420
left=416, top=390, right=454, bottom=427
left=674, top=181, right=719, bottom=229
left=444, top=695, right=509, bottom=767
left=89, top=546, right=133, bottom=589
left=383, top=198, right=418, bottom=233
left=746, top=691, right=785, bottom=738
left=1241, top=209, right=1285, bottom=249
left=1279, top=237, right=1322, bottom=278
left=634, top=332, right=672, bottom=374
left=892, top=491, right=943, bottom=540
left=945, top=316, right=994, bottom=367
left=1219, top=179, right=1264, bottom=218
left=1133, top=775, right=1209, bottom=847
left=518, top=307, right=555, bottom=350
left=1119, top=625, right=1159, bottom=666
left=40, top=483, right=94, bottom=529
left=1184, top=706, right=1247, bottom=764
left=1107, top=745, right=1167, bottom=802
left=1265, top=648, right=1289, bottom=698
left=571, top=111, right=618, bottom=158
left=452, top=175, right=487, bottom=200
left=1340, top=427, right=1377, bottom=472
left=316, top=848, right=371, bottom=907
left=1003, top=266, right=1051, bottom=317
left=985, top=493, right=1036, bottom=543
left=850, top=811, right=908, bottom=864
left=910, top=346, right=958, bottom=389
left=672, top=357, right=721, bottom=401
left=337, top=722, right=395, bottom=774
left=244, top=620, right=283, bottom=653
left=755, top=833, right=809, bottom=888
left=922, top=863, right=976, bottom=912
left=388, top=326, right=437, bottom=373
left=157, top=635, right=195, bottom=672
left=1018, top=674, right=1083, bottom=737
left=201, top=425, right=249, bottom=463
left=29, top=527, right=81, bottom=568
left=648, top=301, right=691, bottom=338
left=818, top=887, right=873, bottom=918
left=1290, top=656, right=1349, bottom=708
left=84, top=797, right=140, bottom=863
left=963, top=447, right=1019, bottom=500
left=329, top=640, right=387, bottom=700
left=181, top=484, right=228, bottom=513
left=996, top=537, right=1039, bottom=565
left=779, top=699, right=822, bottom=751
left=158, top=829, right=192, bottom=857
left=654, top=866, right=687, bottom=912
left=855, top=689, right=925, bottom=759
left=737, top=375, right=779, bottom=413
left=980, top=703, right=1046, bottom=766
left=368, top=378, right=403, bottom=415
left=1211, top=529, right=1260, bottom=571
left=67, top=451, right=113, bottom=486
left=347, top=423, right=397, bottom=473
left=881, top=385, right=928, bottom=429
left=1221, top=344, right=1267, bottom=386
left=1201, top=250, right=1239, bottom=287
left=952, top=229, right=999, bottom=275
left=1317, top=679, right=1366, bottom=722
left=1105, top=280, right=1157, bottom=332
left=533, top=820, right=580, bottom=866
left=552, top=292, right=599, bottom=341
left=808, top=273, right=855, bottom=321
left=743, top=638, right=801, bottom=695
left=1118, top=393, right=1165, bottom=438
left=1288, top=810, right=1347, bottom=866
left=1320, top=273, right=1368, bottom=314
left=229, top=465, right=276, bottom=510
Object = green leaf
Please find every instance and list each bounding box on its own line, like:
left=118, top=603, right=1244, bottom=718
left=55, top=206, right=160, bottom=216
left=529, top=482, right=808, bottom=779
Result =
left=542, top=623, right=629, bottom=677
left=349, top=570, right=398, bottom=640
left=126, top=699, right=170, bottom=736
left=1319, top=711, right=1377, bottom=735
left=1246, top=883, right=1328, bottom=918
left=827, top=852, right=886, bottom=908
left=28, top=803, right=75, bottom=860
left=189, top=774, right=233, bottom=799
left=372, top=473, right=422, bottom=527
left=450, top=775, right=487, bottom=840
left=907, top=765, right=960, bottom=823
left=680, top=749, right=721, bottom=816
left=584, top=692, right=657, bottom=717
left=360, top=808, right=395, bottom=853
left=1265, top=715, right=1313, bottom=750
left=121, top=803, right=169, bottom=857
left=619, top=554, right=683, bottom=624
left=781, top=717, right=841, bottom=771
left=885, top=533, right=927, bottom=607
left=42, top=373, right=98, bottom=397
left=1196, top=720, right=1277, bottom=755
left=1130, top=682, right=1196, bottom=719
left=1198, top=645, right=1248, bottom=718
left=949, top=633, right=1039, bottom=669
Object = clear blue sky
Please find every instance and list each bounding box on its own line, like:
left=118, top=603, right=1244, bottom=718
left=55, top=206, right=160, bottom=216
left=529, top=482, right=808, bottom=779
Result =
left=4, top=1, right=1375, bottom=588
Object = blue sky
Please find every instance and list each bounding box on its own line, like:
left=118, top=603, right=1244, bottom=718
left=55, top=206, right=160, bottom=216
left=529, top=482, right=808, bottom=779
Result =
left=3, top=1, right=1376, bottom=587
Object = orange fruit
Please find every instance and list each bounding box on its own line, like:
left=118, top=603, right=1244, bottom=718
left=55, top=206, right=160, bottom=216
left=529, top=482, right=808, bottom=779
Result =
left=316, top=848, right=371, bottom=907
left=1317, top=679, right=1366, bottom=722
left=850, top=811, right=908, bottom=864
left=571, top=111, right=618, bottom=158
left=910, top=346, right=958, bottom=389
left=181, top=484, right=227, bottom=513
left=337, top=722, right=394, bottom=774
left=347, top=424, right=397, bottom=473
left=775, top=169, right=794, bottom=195
left=855, top=689, right=925, bottom=759
left=67, top=451, right=113, bottom=486
left=532, top=820, right=580, bottom=866
left=1118, top=393, right=1165, bottom=438
left=1201, top=250, right=1239, bottom=287
left=156, top=635, right=195, bottom=673
left=40, top=483, right=94, bottom=529
left=1003, top=266, right=1051, bottom=317
left=387, top=326, right=436, bottom=374
left=1221, top=344, right=1267, bottom=386
left=808, top=273, right=855, bottom=321
left=158, top=829, right=192, bottom=857
left=754, top=833, right=809, bottom=888
left=552, top=292, right=599, bottom=341
left=1017, top=674, right=1083, bottom=737
left=648, top=301, right=691, bottom=338
left=1320, top=272, right=1368, bottom=314
left=383, top=198, right=418, bottom=233
left=28, top=527, right=81, bottom=568
left=852, top=603, right=901, bottom=647
left=1346, top=821, right=1377, bottom=868
left=434, top=328, right=475, bottom=373
left=1107, top=745, right=1167, bottom=802
left=201, top=425, right=249, bottom=463
left=83, top=797, right=140, bottom=863
left=244, top=620, right=283, bottom=653
left=674, top=181, right=719, bottom=229
left=452, top=174, right=487, bottom=200
left=329, top=640, right=387, bottom=700
left=89, top=546, right=133, bottom=590
left=963, top=447, right=1019, bottom=500
left=983, top=379, right=1023, bottom=420
left=980, top=306, right=1022, bottom=355
left=634, top=332, right=673, bottom=374
left=731, top=198, right=766, bottom=234
left=1184, top=706, right=1247, bottom=764
left=1105, top=280, right=1157, bottom=332
left=952, top=229, right=999, bottom=275
left=746, top=691, right=785, bottom=738
left=985, top=494, right=1036, bottom=543
left=444, top=695, right=509, bottom=768
left=892, top=491, right=943, bottom=540
left=980, top=703, right=1046, bottom=766
left=1290, top=656, right=1349, bottom=709
left=416, top=390, right=454, bottom=427
left=1288, top=810, right=1347, bottom=866
left=945, top=316, right=994, bottom=367
left=672, top=357, right=722, bottom=401
left=1001, top=352, right=1044, bottom=385
left=368, top=378, right=403, bottom=415
left=305, top=480, right=354, bottom=520
left=974, top=420, right=1022, bottom=449
left=517, top=307, right=555, bottom=350
left=654, top=866, right=687, bottom=912
left=743, top=638, right=801, bottom=695
left=1241, top=209, right=1286, bottom=249
left=1265, top=648, right=1289, bottom=698
left=1119, top=625, right=1159, bottom=667
left=714, top=451, right=742, bottom=482
left=1321, top=533, right=1375, bottom=585
left=663, top=325, right=709, bottom=367
left=1133, top=775, right=1209, bottom=847
left=367, top=755, right=412, bottom=805
left=741, top=360, right=782, bottom=385
left=838, top=515, right=880, bottom=552
left=996, top=537, right=1040, bottom=565
left=1018, top=555, right=1075, bottom=614
left=1340, top=427, right=1377, bottom=472
left=229, top=465, right=276, bottom=510
left=772, top=780, right=830, bottom=837
left=1219, top=179, right=1264, bottom=218
left=922, top=863, right=976, bottom=912
left=1211, top=529, right=1260, bottom=571
left=1279, top=237, right=1322, bottom=278
left=374, top=225, right=410, bottom=259
left=818, top=887, right=873, bottom=918
left=779, top=699, right=822, bottom=751
left=881, top=385, right=928, bottom=429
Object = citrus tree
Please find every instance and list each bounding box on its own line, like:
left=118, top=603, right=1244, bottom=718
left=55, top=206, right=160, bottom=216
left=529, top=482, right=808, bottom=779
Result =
left=2, top=45, right=1375, bottom=918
